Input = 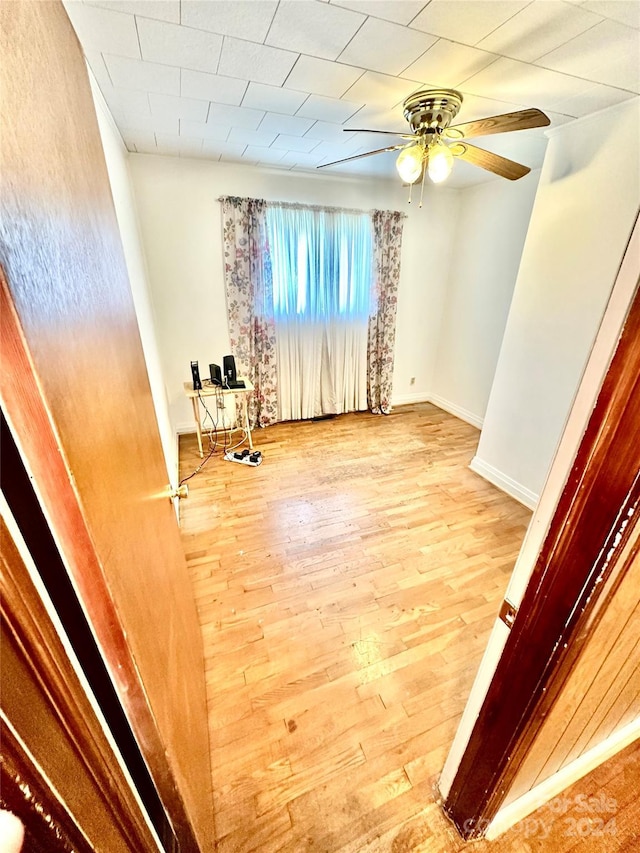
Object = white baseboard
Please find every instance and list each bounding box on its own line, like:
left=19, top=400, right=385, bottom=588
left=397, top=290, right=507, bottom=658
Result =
left=486, top=717, right=640, bottom=840
left=470, top=455, right=538, bottom=510
left=428, top=394, right=484, bottom=430
left=392, top=390, right=431, bottom=406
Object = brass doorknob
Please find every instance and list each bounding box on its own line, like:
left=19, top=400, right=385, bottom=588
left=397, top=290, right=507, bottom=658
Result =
left=168, top=484, right=189, bottom=500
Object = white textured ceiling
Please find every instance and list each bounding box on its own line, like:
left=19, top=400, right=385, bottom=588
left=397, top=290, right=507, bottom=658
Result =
left=64, top=0, right=640, bottom=187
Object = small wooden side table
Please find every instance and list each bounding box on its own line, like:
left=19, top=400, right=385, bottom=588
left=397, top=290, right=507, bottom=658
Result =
left=183, top=378, right=254, bottom=458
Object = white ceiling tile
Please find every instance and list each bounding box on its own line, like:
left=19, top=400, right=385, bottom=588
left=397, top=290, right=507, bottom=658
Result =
left=330, top=1, right=428, bottom=26
left=120, top=129, right=157, bottom=150
left=104, top=54, right=180, bottom=95
left=345, top=103, right=407, bottom=132
left=84, top=50, right=115, bottom=93
left=543, top=80, right=636, bottom=116
left=180, top=119, right=231, bottom=141
left=227, top=84, right=295, bottom=118
left=156, top=132, right=204, bottom=154
left=342, top=71, right=421, bottom=107
left=259, top=112, right=316, bottom=135
left=296, top=94, right=363, bottom=123
left=341, top=130, right=406, bottom=150
left=218, top=36, right=299, bottom=85
left=181, top=0, right=278, bottom=41
left=120, top=114, right=178, bottom=134
left=536, top=19, right=640, bottom=92
left=478, top=1, right=605, bottom=62
left=104, top=87, right=152, bottom=114
left=243, top=146, right=287, bottom=163
left=186, top=149, right=222, bottom=161
left=85, top=1, right=180, bottom=24
left=338, top=17, right=438, bottom=75
left=227, top=127, right=279, bottom=146
left=284, top=55, right=364, bottom=97
left=137, top=17, right=222, bottom=74
left=242, top=82, right=309, bottom=115
left=304, top=121, right=358, bottom=142
left=266, top=1, right=365, bottom=60
left=410, top=0, right=530, bottom=46
left=149, top=92, right=209, bottom=121
left=209, top=103, right=265, bottom=130
left=403, top=39, right=499, bottom=87
left=582, top=1, right=640, bottom=28
left=277, top=150, right=327, bottom=167
left=233, top=153, right=258, bottom=164
left=311, top=137, right=379, bottom=159
left=318, top=147, right=397, bottom=173
left=156, top=133, right=191, bottom=149
left=108, top=105, right=153, bottom=127
left=460, top=56, right=600, bottom=111
left=454, top=91, right=534, bottom=123
left=271, top=134, right=321, bottom=152
left=181, top=70, right=247, bottom=105
left=201, top=140, right=247, bottom=157
left=63, top=1, right=141, bottom=58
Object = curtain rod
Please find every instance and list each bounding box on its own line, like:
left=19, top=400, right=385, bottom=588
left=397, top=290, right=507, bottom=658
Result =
left=217, top=196, right=407, bottom=218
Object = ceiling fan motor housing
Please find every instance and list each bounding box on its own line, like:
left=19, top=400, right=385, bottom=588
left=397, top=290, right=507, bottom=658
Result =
left=403, top=89, right=463, bottom=136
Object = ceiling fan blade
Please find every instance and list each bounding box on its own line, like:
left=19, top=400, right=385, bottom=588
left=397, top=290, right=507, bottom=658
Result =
left=450, top=142, right=530, bottom=180
left=346, top=128, right=415, bottom=139
left=317, top=143, right=408, bottom=169
left=445, top=108, right=550, bottom=140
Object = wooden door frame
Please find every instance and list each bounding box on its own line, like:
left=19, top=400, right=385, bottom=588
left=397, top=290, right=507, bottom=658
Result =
left=1, top=502, right=159, bottom=853
left=442, top=251, right=640, bottom=836
left=0, top=273, right=201, bottom=851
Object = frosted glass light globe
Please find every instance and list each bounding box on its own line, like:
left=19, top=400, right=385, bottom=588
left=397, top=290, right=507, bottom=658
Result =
left=427, top=140, right=454, bottom=184
left=396, top=145, right=423, bottom=184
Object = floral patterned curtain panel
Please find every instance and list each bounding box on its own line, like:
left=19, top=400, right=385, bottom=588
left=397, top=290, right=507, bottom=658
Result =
left=221, top=196, right=278, bottom=427
left=368, top=210, right=405, bottom=414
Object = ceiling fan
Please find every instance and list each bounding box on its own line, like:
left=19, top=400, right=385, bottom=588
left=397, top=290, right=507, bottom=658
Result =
left=317, top=89, right=550, bottom=203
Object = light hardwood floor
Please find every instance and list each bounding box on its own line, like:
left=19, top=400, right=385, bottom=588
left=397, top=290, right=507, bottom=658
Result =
left=178, top=403, right=640, bottom=853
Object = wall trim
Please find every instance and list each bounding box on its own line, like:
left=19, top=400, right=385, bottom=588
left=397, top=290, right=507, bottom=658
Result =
left=470, top=455, right=538, bottom=510
left=428, top=394, right=484, bottom=429
left=176, top=425, right=198, bottom=435
left=392, top=390, right=431, bottom=406
left=486, top=716, right=640, bottom=840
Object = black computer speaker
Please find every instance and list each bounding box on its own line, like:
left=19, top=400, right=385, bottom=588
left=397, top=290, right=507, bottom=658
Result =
left=223, top=355, right=237, bottom=383
left=209, top=363, right=222, bottom=385
left=190, top=360, right=202, bottom=390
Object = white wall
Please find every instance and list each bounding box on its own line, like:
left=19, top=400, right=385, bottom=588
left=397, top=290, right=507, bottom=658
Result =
left=89, top=75, right=178, bottom=484
left=431, top=172, right=540, bottom=428
left=128, top=155, right=461, bottom=432
left=472, top=98, right=640, bottom=505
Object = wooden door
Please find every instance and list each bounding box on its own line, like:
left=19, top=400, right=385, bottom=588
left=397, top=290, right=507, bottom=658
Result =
left=0, top=2, right=213, bottom=850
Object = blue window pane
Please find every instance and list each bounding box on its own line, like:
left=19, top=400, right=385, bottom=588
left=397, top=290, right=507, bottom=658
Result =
left=267, top=207, right=372, bottom=321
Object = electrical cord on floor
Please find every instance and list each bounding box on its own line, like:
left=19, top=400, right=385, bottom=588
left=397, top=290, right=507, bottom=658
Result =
left=179, top=390, right=219, bottom=485
left=179, top=388, right=250, bottom=483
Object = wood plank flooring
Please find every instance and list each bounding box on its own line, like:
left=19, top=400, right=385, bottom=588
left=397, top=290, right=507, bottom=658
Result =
left=178, top=403, right=640, bottom=852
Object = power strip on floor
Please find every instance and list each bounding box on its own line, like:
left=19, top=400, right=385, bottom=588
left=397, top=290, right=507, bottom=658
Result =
left=224, top=450, right=262, bottom=467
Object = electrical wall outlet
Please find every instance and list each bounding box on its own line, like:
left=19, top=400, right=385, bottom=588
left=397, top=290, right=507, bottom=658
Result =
left=410, top=376, right=416, bottom=385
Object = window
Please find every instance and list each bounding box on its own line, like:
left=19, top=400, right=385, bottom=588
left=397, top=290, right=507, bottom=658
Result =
left=265, top=204, right=374, bottom=421
left=266, top=205, right=373, bottom=321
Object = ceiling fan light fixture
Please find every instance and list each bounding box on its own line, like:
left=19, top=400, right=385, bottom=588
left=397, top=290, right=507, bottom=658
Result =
left=396, top=145, right=423, bottom=184
left=427, top=139, right=454, bottom=184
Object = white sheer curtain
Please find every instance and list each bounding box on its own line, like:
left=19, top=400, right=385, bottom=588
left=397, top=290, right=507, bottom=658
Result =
left=266, top=204, right=372, bottom=422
